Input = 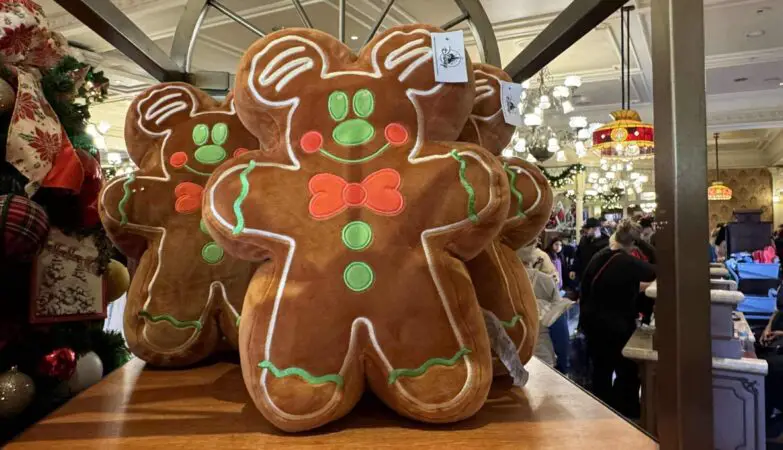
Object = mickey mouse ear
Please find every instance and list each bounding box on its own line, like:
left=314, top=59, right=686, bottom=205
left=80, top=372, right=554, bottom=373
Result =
left=459, top=63, right=515, bottom=155
left=135, top=84, right=198, bottom=136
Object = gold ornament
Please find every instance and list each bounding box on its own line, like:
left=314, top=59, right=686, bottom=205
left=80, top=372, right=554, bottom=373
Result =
left=105, top=259, right=130, bottom=302
left=0, top=366, right=35, bottom=418
left=0, top=78, right=15, bottom=115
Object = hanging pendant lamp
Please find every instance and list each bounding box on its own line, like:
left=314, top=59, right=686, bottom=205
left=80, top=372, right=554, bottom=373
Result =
left=707, top=132, right=732, bottom=201
left=592, top=6, right=655, bottom=160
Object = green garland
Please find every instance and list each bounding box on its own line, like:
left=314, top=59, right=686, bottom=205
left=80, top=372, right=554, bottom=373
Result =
left=40, top=56, right=109, bottom=153
left=538, top=163, right=586, bottom=189
left=564, top=188, right=623, bottom=209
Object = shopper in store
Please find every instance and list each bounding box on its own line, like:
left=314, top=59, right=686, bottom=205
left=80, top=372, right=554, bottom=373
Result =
left=546, top=237, right=567, bottom=289
left=757, top=286, right=783, bottom=431
left=570, top=218, right=610, bottom=285
left=639, top=217, right=655, bottom=245
left=579, top=219, right=656, bottom=418
left=519, top=245, right=573, bottom=371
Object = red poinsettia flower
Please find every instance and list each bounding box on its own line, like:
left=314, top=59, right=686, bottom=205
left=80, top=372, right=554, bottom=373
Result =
left=0, top=23, right=36, bottom=58
left=14, top=91, right=37, bottom=121
left=29, top=41, right=62, bottom=68
left=28, top=128, right=61, bottom=164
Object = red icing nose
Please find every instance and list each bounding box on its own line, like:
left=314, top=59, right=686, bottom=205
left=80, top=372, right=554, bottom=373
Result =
left=170, top=152, right=188, bottom=168
left=233, top=148, right=249, bottom=158
left=384, top=123, right=408, bottom=145
left=300, top=131, right=323, bottom=153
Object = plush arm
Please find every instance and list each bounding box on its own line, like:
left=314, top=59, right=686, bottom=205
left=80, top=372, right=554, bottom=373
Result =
left=425, top=143, right=509, bottom=261
left=100, top=173, right=174, bottom=228
left=498, top=158, right=554, bottom=250
left=202, top=154, right=298, bottom=262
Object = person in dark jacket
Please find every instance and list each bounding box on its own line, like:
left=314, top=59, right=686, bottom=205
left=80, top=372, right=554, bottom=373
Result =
left=570, top=217, right=610, bottom=284
left=579, top=219, right=656, bottom=418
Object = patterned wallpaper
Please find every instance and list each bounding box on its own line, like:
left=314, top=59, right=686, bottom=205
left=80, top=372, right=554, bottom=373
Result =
left=708, top=168, right=773, bottom=229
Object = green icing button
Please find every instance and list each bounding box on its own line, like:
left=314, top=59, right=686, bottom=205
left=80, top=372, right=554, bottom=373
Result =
left=201, top=242, right=224, bottom=264
left=343, top=262, right=374, bottom=292
left=341, top=221, right=372, bottom=251
left=199, top=219, right=209, bottom=235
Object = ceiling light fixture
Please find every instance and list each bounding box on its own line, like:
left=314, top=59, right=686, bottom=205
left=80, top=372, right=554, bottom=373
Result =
left=707, top=133, right=732, bottom=201
left=592, top=5, right=654, bottom=161
left=746, top=30, right=765, bottom=38
left=350, top=35, right=358, bottom=40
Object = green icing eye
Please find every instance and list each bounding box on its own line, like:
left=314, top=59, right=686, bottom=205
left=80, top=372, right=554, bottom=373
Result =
left=352, top=89, right=374, bottom=118
left=192, top=124, right=209, bottom=145
left=328, top=91, right=349, bottom=122
left=211, top=123, right=228, bottom=145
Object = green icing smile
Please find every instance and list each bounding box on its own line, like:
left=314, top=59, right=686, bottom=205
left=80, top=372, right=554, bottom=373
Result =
left=318, top=142, right=390, bottom=165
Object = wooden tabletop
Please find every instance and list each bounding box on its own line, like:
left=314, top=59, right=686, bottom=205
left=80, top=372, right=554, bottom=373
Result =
left=10, top=357, right=657, bottom=449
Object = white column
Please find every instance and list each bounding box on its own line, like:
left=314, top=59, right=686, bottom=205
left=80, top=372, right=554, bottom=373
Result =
left=575, top=171, right=585, bottom=231
left=769, top=168, right=783, bottom=226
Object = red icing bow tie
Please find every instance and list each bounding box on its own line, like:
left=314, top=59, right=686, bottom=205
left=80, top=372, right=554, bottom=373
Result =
left=308, top=168, right=404, bottom=220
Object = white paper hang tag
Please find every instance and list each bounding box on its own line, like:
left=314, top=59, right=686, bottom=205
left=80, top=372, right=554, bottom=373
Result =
left=431, top=31, right=468, bottom=83
left=499, top=80, right=523, bottom=127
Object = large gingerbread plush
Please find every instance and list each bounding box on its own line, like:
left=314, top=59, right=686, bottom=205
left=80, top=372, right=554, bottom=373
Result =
left=202, top=26, right=510, bottom=431
left=99, top=84, right=259, bottom=367
left=461, top=64, right=554, bottom=367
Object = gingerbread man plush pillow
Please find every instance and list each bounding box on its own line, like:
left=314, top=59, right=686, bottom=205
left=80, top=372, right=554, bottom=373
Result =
left=99, top=83, right=259, bottom=367
left=461, top=64, right=554, bottom=367
left=203, top=25, right=510, bottom=431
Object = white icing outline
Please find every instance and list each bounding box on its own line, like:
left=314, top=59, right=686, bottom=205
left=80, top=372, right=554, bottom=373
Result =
left=207, top=30, right=499, bottom=421
left=470, top=69, right=504, bottom=123
left=100, top=86, right=241, bottom=351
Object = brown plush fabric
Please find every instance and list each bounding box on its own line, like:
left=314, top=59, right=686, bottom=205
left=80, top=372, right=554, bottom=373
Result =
left=99, top=83, right=258, bottom=367
left=457, top=64, right=516, bottom=156
left=460, top=65, right=553, bottom=367
left=202, top=26, right=509, bottom=432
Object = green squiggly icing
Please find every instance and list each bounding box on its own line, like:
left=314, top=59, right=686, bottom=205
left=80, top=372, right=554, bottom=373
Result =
left=503, top=164, right=525, bottom=218
left=258, top=360, right=344, bottom=387
left=232, top=160, right=256, bottom=235
left=388, top=347, right=471, bottom=384
left=118, top=173, right=135, bottom=226
left=183, top=164, right=212, bottom=177
left=138, top=311, right=202, bottom=330
left=500, top=314, right=522, bottom=329
left=450, top=150, right=478, bottom=223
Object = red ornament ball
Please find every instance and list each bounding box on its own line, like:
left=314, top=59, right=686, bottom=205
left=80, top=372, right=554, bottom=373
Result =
left=39, top=347, right=77, bottom=381
left=0, top=194, right=50, bottom=262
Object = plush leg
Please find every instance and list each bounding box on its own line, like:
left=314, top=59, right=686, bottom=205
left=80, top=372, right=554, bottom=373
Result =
left=239, top=260, right=364, bottom=432
left=365, top=249, right=492, bottom=423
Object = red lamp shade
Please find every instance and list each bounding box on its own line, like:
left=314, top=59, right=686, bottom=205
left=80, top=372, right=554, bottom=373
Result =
left=707, top=182, right=732, bottom=201
left=592, top=109, right=654, bottom=160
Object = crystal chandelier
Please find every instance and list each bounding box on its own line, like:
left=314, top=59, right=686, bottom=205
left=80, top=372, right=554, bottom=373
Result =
left=591, top=6, right=654, bottom=161
left=707, top=132, right=732, bottom=201
left=510, top=69, right=588, bottom=163
left=586, top=159, right=649, bottom=197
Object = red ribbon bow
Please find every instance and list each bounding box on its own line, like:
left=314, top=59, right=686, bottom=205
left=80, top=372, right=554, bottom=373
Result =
left=308, top=168, right=404, bottom=220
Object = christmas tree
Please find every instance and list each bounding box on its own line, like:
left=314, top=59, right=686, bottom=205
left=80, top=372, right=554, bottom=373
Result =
left=0, top=0, right=131, bottom=442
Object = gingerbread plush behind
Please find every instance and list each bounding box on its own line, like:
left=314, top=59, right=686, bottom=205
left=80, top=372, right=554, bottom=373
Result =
left=99, top=84, right=258, bottom=367
left=202, top=26, right=510, bottom=431
left=461, top=64, right=554, bottom=366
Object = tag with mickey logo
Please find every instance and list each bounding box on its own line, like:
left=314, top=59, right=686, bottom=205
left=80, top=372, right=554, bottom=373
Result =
left=431, top=31, right=468, bottom=83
